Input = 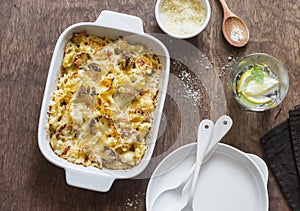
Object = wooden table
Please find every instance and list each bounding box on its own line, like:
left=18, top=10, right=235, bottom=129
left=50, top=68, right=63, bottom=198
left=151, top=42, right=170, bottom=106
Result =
left=1, top=0, right=299, bottom=210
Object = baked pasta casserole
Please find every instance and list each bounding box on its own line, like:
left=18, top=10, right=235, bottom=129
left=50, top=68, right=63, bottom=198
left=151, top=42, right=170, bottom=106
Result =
left=47, top=33, right=162, bottom=170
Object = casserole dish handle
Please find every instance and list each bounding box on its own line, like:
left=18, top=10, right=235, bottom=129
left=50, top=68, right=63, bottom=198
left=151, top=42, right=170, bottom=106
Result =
left=247, top=153, right=268, bottom=185
left=65, top=168, right=115, bottom=192
left=95, top=10, right=144, bottom=34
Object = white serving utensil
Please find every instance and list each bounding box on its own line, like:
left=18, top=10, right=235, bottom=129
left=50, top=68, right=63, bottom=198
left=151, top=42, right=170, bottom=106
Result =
left=149, top=115, right=232, bottom=211
left=150, top=119, right=214, bottom=211
left=180, top=115, right=233, bottom=211
left=179, top=120, right=214, bottom=211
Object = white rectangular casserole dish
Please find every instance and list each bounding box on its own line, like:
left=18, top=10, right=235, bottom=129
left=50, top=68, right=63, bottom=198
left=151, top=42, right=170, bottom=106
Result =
left=38, top=10, right=170, bottom=192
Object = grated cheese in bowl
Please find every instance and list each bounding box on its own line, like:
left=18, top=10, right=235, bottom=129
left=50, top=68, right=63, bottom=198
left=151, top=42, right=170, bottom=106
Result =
left=155, top=0, right=211, bottom=39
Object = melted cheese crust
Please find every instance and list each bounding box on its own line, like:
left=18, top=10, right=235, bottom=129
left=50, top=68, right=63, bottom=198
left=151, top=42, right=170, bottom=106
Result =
left=47, top=33, right=161, bottom=170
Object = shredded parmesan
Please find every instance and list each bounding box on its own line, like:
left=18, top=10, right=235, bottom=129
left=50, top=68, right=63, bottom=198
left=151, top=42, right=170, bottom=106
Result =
left=160, top=0, right=207, bottom=35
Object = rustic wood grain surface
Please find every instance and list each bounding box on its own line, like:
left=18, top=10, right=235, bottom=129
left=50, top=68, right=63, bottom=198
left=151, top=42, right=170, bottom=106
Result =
left=1, top=0, right=299, bottom=210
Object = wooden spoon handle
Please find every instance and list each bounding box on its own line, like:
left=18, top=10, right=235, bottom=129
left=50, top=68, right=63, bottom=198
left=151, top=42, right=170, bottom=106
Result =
left=219, top=0, right=235, bottom=18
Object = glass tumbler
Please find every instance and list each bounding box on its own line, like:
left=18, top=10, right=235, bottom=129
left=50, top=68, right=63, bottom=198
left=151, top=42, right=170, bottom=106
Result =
left=230, top=53, right=289, bottom=111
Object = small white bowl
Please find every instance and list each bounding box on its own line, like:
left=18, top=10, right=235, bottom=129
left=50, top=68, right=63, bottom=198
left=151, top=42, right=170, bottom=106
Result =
left=155, top=0, right=211, bottom=39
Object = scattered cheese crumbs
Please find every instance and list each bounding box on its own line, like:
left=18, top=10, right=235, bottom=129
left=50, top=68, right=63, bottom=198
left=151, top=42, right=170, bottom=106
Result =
left=218, top=51, right=239, bottom=81
left=124, top=192, right=145, bottom=209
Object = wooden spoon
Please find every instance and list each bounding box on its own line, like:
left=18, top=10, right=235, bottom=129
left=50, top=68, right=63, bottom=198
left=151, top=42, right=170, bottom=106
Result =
left=220, top=0, right=249, bottom=47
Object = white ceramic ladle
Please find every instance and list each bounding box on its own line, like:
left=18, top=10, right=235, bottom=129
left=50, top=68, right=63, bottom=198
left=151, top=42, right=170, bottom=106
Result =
left=180, top=119, right=214, bottom=211
left=181, top=115, right=232, bottom=211
left=149, top=115, right=233, bottom=211
left=180, top=115, right=232, bottom=210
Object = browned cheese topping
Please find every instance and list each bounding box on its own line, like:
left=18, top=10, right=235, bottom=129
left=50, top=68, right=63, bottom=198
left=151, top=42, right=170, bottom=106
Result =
left=47, top=33, right=162, bottom=170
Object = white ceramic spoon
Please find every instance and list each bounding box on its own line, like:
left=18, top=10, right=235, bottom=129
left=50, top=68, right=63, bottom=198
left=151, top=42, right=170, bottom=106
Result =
left=201, top=115, right=233, bottom=164
left=179, top=120, right=214, bottom=211
left=150, top=119, right=214, bottom=211
left=149, top=115, right=233, bottom=211
left=180, top=115, right=233, bottom=211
